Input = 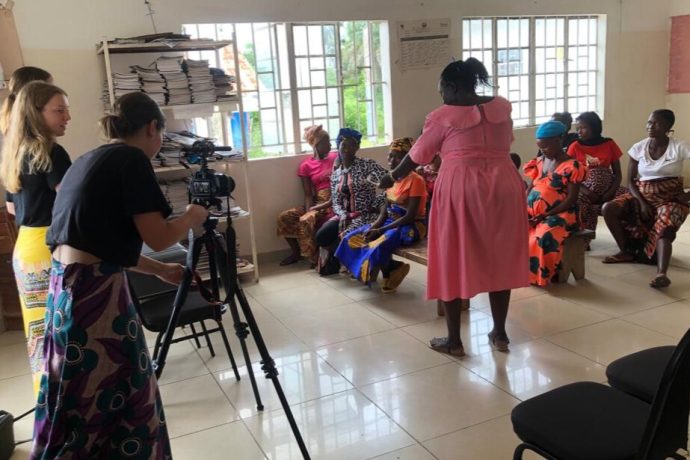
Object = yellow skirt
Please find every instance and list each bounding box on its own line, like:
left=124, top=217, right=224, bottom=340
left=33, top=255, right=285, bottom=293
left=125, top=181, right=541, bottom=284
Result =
left=12, top=226, right=51, bottom=396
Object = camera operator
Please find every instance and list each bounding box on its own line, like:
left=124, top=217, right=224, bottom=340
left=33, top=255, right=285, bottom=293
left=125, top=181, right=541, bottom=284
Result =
left=32, top=93, right=207, bottom=458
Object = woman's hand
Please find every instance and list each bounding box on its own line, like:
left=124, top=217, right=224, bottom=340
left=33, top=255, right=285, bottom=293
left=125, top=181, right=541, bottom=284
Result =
left=529, top=214, right=545, bottom=228
left=639, top=200, right=654, bottom=221
left=364, top=227, right=382, bottom=242
left=155, top=263, right=185, bottom=285
left=185, top=204, right=210, bottom=226
left=378, top=174, right=395, bottom=189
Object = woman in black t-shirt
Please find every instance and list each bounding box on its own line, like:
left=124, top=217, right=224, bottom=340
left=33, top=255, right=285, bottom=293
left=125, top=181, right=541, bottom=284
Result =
left=0, top=81, right=71, bottom=397
left=32, top=93, right=208, bottom=459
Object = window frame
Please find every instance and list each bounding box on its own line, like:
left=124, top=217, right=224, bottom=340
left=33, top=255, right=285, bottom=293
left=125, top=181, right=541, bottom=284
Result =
left=183, top=21, right=391, bottom=159
left=461, top=15, right=605, bottom=128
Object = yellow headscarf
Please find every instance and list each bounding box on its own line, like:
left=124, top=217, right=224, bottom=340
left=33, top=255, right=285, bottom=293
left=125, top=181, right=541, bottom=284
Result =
left=389, top=137, right=414, bottom=154
left=303, top=125, right=329, bottom=147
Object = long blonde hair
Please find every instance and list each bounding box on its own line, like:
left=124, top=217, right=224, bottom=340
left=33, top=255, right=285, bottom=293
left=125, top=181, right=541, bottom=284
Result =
left=0, top=82, right=67, bottom=193
left=0, top=66, right=52, bottom=135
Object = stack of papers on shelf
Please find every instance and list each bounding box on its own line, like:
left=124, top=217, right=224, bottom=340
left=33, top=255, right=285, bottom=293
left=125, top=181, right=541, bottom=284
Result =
left=155, top=56, right=191, bottom=105
left=112, top=72, right=141, bottom=97
left=210, top=68, right=236, bottom=100
left=132, top=65, right=166, bottom=105
left=184, top=59, right=216, bottom=103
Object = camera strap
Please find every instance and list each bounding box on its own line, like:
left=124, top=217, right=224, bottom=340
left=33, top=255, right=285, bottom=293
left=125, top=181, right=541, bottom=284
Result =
left=193, top=273, right=223, bottom=306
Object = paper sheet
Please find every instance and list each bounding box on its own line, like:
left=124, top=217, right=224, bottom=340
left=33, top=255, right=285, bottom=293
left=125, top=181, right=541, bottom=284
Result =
left=397, top=19, right=451, bottom=70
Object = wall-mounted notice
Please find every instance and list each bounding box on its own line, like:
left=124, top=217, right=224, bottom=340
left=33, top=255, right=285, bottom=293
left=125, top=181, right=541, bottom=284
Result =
left=397, top=18, right=450, bottom=70
left=669, top=14, right=690, bottom=93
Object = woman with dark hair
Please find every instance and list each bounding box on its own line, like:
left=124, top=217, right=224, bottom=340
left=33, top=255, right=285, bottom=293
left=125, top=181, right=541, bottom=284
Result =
left=0, top=82, right=71, bottom=397
left=0, top=66, right=53, bottom=135
left=315, top=128, right=388, bottom=276
left=526, top=121, right=586, bottom=286
left=276, top=125, right=337, bottom=266
left=336, top=137, right=427, bottom=292
left=379, top=58, right=529, bottom=355
left=602, top=109, right=690, bottom=288
left=567, top=111, right=625, bottom=246
left=32, top=92, right=208, bottom=458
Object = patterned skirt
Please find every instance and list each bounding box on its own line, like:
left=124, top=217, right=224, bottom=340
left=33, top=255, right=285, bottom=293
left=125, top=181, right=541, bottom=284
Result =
left=578, top=167, right=627, bottom=237
left=335, top=205, right=426, bottom=284
left=31, top=260, right=171, bottom=460
left=276, top=188, right=333, bottom=259
left=12, top=226, right=52, bottom=397
left=611, top=177, right=689, bottom=258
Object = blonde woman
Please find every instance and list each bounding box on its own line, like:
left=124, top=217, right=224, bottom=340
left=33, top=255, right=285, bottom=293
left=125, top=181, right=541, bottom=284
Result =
left=0, top=81, right=71, bottom=396
left=0, top=66, right=52, bottom=135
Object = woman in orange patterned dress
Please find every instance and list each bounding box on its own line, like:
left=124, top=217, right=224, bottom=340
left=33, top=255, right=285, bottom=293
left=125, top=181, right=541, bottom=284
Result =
left=526, top=121, right=586, bottom=287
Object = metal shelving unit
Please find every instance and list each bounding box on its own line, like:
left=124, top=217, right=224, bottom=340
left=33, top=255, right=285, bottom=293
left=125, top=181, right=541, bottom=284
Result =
left=98, top=37, right=260, bottom=281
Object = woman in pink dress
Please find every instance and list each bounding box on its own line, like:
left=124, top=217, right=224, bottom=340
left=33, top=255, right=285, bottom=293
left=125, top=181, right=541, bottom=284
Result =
left=379, top=58, right=529, bottom=356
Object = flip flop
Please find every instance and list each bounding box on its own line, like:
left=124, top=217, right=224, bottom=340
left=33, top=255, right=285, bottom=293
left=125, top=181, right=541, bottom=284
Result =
left=279, top=254, right=300, bottom=266
left=488, top=331, right=510, bottom=352
left=650, top=274, right=671, bottom=289
left=429, top=337, right=465, bottom=357
left=602, top=253, right=635, bottom=264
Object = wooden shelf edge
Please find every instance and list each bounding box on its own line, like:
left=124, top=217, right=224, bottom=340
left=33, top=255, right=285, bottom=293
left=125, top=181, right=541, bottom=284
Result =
left=97, top=39, right=233, bottom=55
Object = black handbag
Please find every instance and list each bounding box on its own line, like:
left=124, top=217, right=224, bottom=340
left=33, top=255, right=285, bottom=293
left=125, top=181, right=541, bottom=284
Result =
left=0, top=411, right=15, bottom=460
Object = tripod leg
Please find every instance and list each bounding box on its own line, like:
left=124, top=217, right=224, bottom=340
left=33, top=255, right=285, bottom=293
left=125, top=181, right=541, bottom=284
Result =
left=200, top=321, right=216, bottom=357
left=189, top=323, right=202, bottom=349
left=226, top=297, right=264, bottom=411
left=218, top=319, right=241, bottom=381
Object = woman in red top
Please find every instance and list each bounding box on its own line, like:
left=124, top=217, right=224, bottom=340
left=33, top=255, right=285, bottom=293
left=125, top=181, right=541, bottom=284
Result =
left=276, top=125, right=337, bottom=265
left=567, top=112, right=625, bottom=244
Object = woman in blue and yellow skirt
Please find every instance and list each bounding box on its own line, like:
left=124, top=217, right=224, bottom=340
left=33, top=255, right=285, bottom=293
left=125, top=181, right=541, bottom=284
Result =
left=336, top=138, right=427, bottom=292
left=0, top=81, right=72, bottom=396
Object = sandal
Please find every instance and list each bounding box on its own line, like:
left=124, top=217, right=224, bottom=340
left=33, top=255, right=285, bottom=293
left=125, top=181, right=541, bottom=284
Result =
left=488, top=331, right=510, bottom=352
left=429, top=337, right=465, bottom=357
left=279, top=254, right=300, bottom=266
left=602, top=253, right=635, bottom=264
left=650, top=274, right=671, bottom=289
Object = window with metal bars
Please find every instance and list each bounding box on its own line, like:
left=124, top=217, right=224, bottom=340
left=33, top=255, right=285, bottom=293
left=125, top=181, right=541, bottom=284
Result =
left=183, top=21, right=390, bottom=159
left=461, top=15, right=604, bottom=127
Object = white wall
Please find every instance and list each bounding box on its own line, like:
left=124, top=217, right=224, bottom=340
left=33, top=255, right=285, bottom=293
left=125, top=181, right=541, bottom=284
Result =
left=10, top=0, right=673, bottom=257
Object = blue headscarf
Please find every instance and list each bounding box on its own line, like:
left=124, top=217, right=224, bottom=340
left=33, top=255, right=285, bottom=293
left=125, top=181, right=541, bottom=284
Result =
left=535, top=121, right=567, bottom=139
left=336, top=128, right=362, bottom=146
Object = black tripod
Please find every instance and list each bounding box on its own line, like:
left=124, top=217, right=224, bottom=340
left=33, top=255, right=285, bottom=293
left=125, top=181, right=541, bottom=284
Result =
left=153, top=214, right=311, bottom=459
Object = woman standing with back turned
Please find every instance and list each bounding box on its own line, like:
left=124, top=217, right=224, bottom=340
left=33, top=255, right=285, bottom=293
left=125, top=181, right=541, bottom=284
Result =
left=379, top=58, right=529, bottom=356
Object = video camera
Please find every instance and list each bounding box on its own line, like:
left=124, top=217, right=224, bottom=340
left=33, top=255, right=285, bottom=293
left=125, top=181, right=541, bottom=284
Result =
left=181, top=140, right=236, bottom=210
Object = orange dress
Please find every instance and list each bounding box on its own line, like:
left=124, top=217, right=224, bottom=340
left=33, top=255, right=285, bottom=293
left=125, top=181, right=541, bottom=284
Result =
left=525, top=157, right=586, bottom=286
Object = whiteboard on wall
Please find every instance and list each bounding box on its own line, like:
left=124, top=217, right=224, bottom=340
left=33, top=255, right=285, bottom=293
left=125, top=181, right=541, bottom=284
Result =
left=397, top=18, right=451, bottom=71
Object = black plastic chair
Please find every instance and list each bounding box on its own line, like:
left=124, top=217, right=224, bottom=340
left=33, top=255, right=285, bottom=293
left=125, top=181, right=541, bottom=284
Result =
left=606, top=346, right=675, bottom=404
left=511, top=328, right=690, bottom=460
left=128, top=245, right=240, bottom=381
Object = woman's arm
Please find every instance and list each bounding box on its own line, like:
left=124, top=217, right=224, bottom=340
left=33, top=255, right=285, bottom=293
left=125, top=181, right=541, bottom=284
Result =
left=377, top=196, right=420, bottom=231
left=130, top=254, right=184, bottom=285
left=133, top=205, right=208, bottom=252
left=546, top=183, right=581, bottom=217
left=5, top=202, right=14, bottom=216
left=310, top=200, right=331, bottom=212
left=602, top=159, right=623, bottom=201
left=300, top=177, right=314, bottom=210
left=380, top=155, right=418, bottom=189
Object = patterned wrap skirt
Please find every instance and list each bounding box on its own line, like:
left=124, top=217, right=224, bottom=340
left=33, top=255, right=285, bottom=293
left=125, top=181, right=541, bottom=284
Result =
left=276, top=188, right=333, bottom=259
left=335, top=205, right=427, bottom=284
left=12, top=226, right=52, bottom=397
left=611, top=177, right=689, bottom=258
left=578, top=167, right=627, bottom=238
left=30, top=260, right=171, bottom=460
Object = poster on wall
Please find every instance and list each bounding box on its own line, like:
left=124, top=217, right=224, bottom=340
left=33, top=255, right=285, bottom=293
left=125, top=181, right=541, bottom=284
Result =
left=397, top=18, right=451, bottom=71
left=669, top=14, right=690, bottom=93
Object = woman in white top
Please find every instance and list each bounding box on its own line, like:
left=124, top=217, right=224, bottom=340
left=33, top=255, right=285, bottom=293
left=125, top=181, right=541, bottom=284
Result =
left=602, top=109, right=690, bottom=287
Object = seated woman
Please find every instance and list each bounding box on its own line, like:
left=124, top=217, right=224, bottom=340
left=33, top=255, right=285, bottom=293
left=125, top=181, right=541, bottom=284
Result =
left=567, top=111, right=626, bottom=247
left=276, top=125, right=337, bottom=265
left=335, top=138, right=427, bottom=292
left=315, top=128, right=388, bottom=276
left=602, top=109, right=690, bottom=288
left=526, top=120, right=586, bottom=287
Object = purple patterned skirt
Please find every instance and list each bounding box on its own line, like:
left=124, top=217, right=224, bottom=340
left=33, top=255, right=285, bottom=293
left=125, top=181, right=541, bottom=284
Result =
left=30, top=260, right=171, bottom=459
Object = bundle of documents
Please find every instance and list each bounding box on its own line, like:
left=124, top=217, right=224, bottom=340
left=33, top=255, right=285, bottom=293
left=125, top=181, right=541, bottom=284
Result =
left=132, top=65, right=166, bottom=105
left=155, top=56, right=191, bottom=105
left=184, top=59, right=216, bottom=103
left=210, top=67, right=236, bottom=100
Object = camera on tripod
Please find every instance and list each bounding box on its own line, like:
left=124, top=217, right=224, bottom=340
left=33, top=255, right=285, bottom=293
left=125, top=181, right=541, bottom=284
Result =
left=182, top=140, right=236, bottom=210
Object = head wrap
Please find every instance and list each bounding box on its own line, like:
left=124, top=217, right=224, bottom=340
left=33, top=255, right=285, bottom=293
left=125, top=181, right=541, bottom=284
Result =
left=389, top=137, right=414, bottom=155
left=535, top=120, right=567, bottom=140
left=303, top=125, right=329, bottom=147
left=336, top=128, right=362, bottom=146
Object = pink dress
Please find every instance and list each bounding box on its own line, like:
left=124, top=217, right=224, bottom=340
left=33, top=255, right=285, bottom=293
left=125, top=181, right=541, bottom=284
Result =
left=408, top=97, right=529, bottom=300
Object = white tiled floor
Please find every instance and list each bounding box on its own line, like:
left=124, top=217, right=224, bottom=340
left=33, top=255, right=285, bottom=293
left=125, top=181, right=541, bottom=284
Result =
left=2, top=220, right=687, bottom=459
